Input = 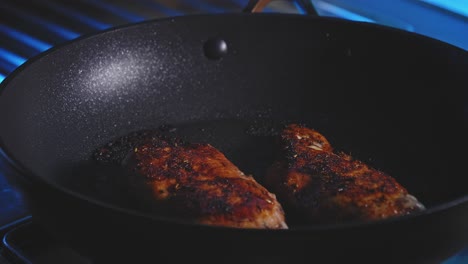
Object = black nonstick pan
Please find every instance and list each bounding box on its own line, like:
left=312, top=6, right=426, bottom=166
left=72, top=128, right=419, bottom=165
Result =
left=0, top=4, right=467, bottom=264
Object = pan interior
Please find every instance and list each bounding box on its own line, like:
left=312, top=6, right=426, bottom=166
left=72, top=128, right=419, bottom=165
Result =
left=0, top=14, right=467, bottom=224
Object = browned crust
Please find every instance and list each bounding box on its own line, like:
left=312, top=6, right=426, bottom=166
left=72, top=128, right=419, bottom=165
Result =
left=95, top=131, right=287, bottom=229
left=266, top=124, right=424, bottom=224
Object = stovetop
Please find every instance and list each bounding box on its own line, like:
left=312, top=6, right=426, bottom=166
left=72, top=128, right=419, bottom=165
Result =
left=0, top=0, right=467, bottom=263
left=1, top=219, right=93, bottom=264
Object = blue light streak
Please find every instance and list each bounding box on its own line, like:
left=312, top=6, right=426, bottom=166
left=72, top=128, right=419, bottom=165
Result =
left=421, top=0, right=468, bottom=17
left=0, top=60, right=16, bottom=73
left=293, top=1, right=306, bottom=14
left=10, top=10, right=80, bottom=40
left=30, top=19, right=80, bottom=40
left=0, top=48, right=27, bottom=67
left=0, top=24, right=52, bottom=52
left=42, top=2, right=112, bottom=30
left=314, top=1, right=376, bottom=23
left=0, top=73, right=5, bottom=83
left=225, top=0, right=244, bottom=8
left=139, top=0, right=184, bottom=17
left=85, top=0, right=146, bottom=22
left=443, top=247, right=468, bottom=263
left=182, top=0, right=226, bottom=13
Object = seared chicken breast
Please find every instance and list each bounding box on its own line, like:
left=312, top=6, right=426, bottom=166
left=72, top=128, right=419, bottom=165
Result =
left=94, top=130, right=287, bottom=229
left=266, top=124, right=424, bottom=224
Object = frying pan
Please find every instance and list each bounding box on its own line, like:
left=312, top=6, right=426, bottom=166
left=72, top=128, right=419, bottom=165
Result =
left=0, top=1, right=468, bottom=263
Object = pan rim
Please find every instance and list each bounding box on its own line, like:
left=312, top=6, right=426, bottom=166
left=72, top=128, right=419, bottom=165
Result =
left=0, top=12, right=466, bottom=89
left=0, top=12, right=467, bottom=233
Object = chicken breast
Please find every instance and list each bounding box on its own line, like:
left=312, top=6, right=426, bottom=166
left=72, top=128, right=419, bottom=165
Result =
left=94, top=130, right=287, bottom=229
left=265, top=124, right=425, bottom=224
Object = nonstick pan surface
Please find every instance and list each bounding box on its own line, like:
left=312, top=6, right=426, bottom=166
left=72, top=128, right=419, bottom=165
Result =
left=0, top=14, right=467, bottom=263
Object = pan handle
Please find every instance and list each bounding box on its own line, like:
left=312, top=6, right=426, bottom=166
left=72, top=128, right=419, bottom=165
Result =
left=243, top=0, right=318, bottom=15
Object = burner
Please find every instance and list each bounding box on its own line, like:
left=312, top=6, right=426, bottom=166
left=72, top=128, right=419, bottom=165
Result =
left=2, top=221, right=91, bottom=264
